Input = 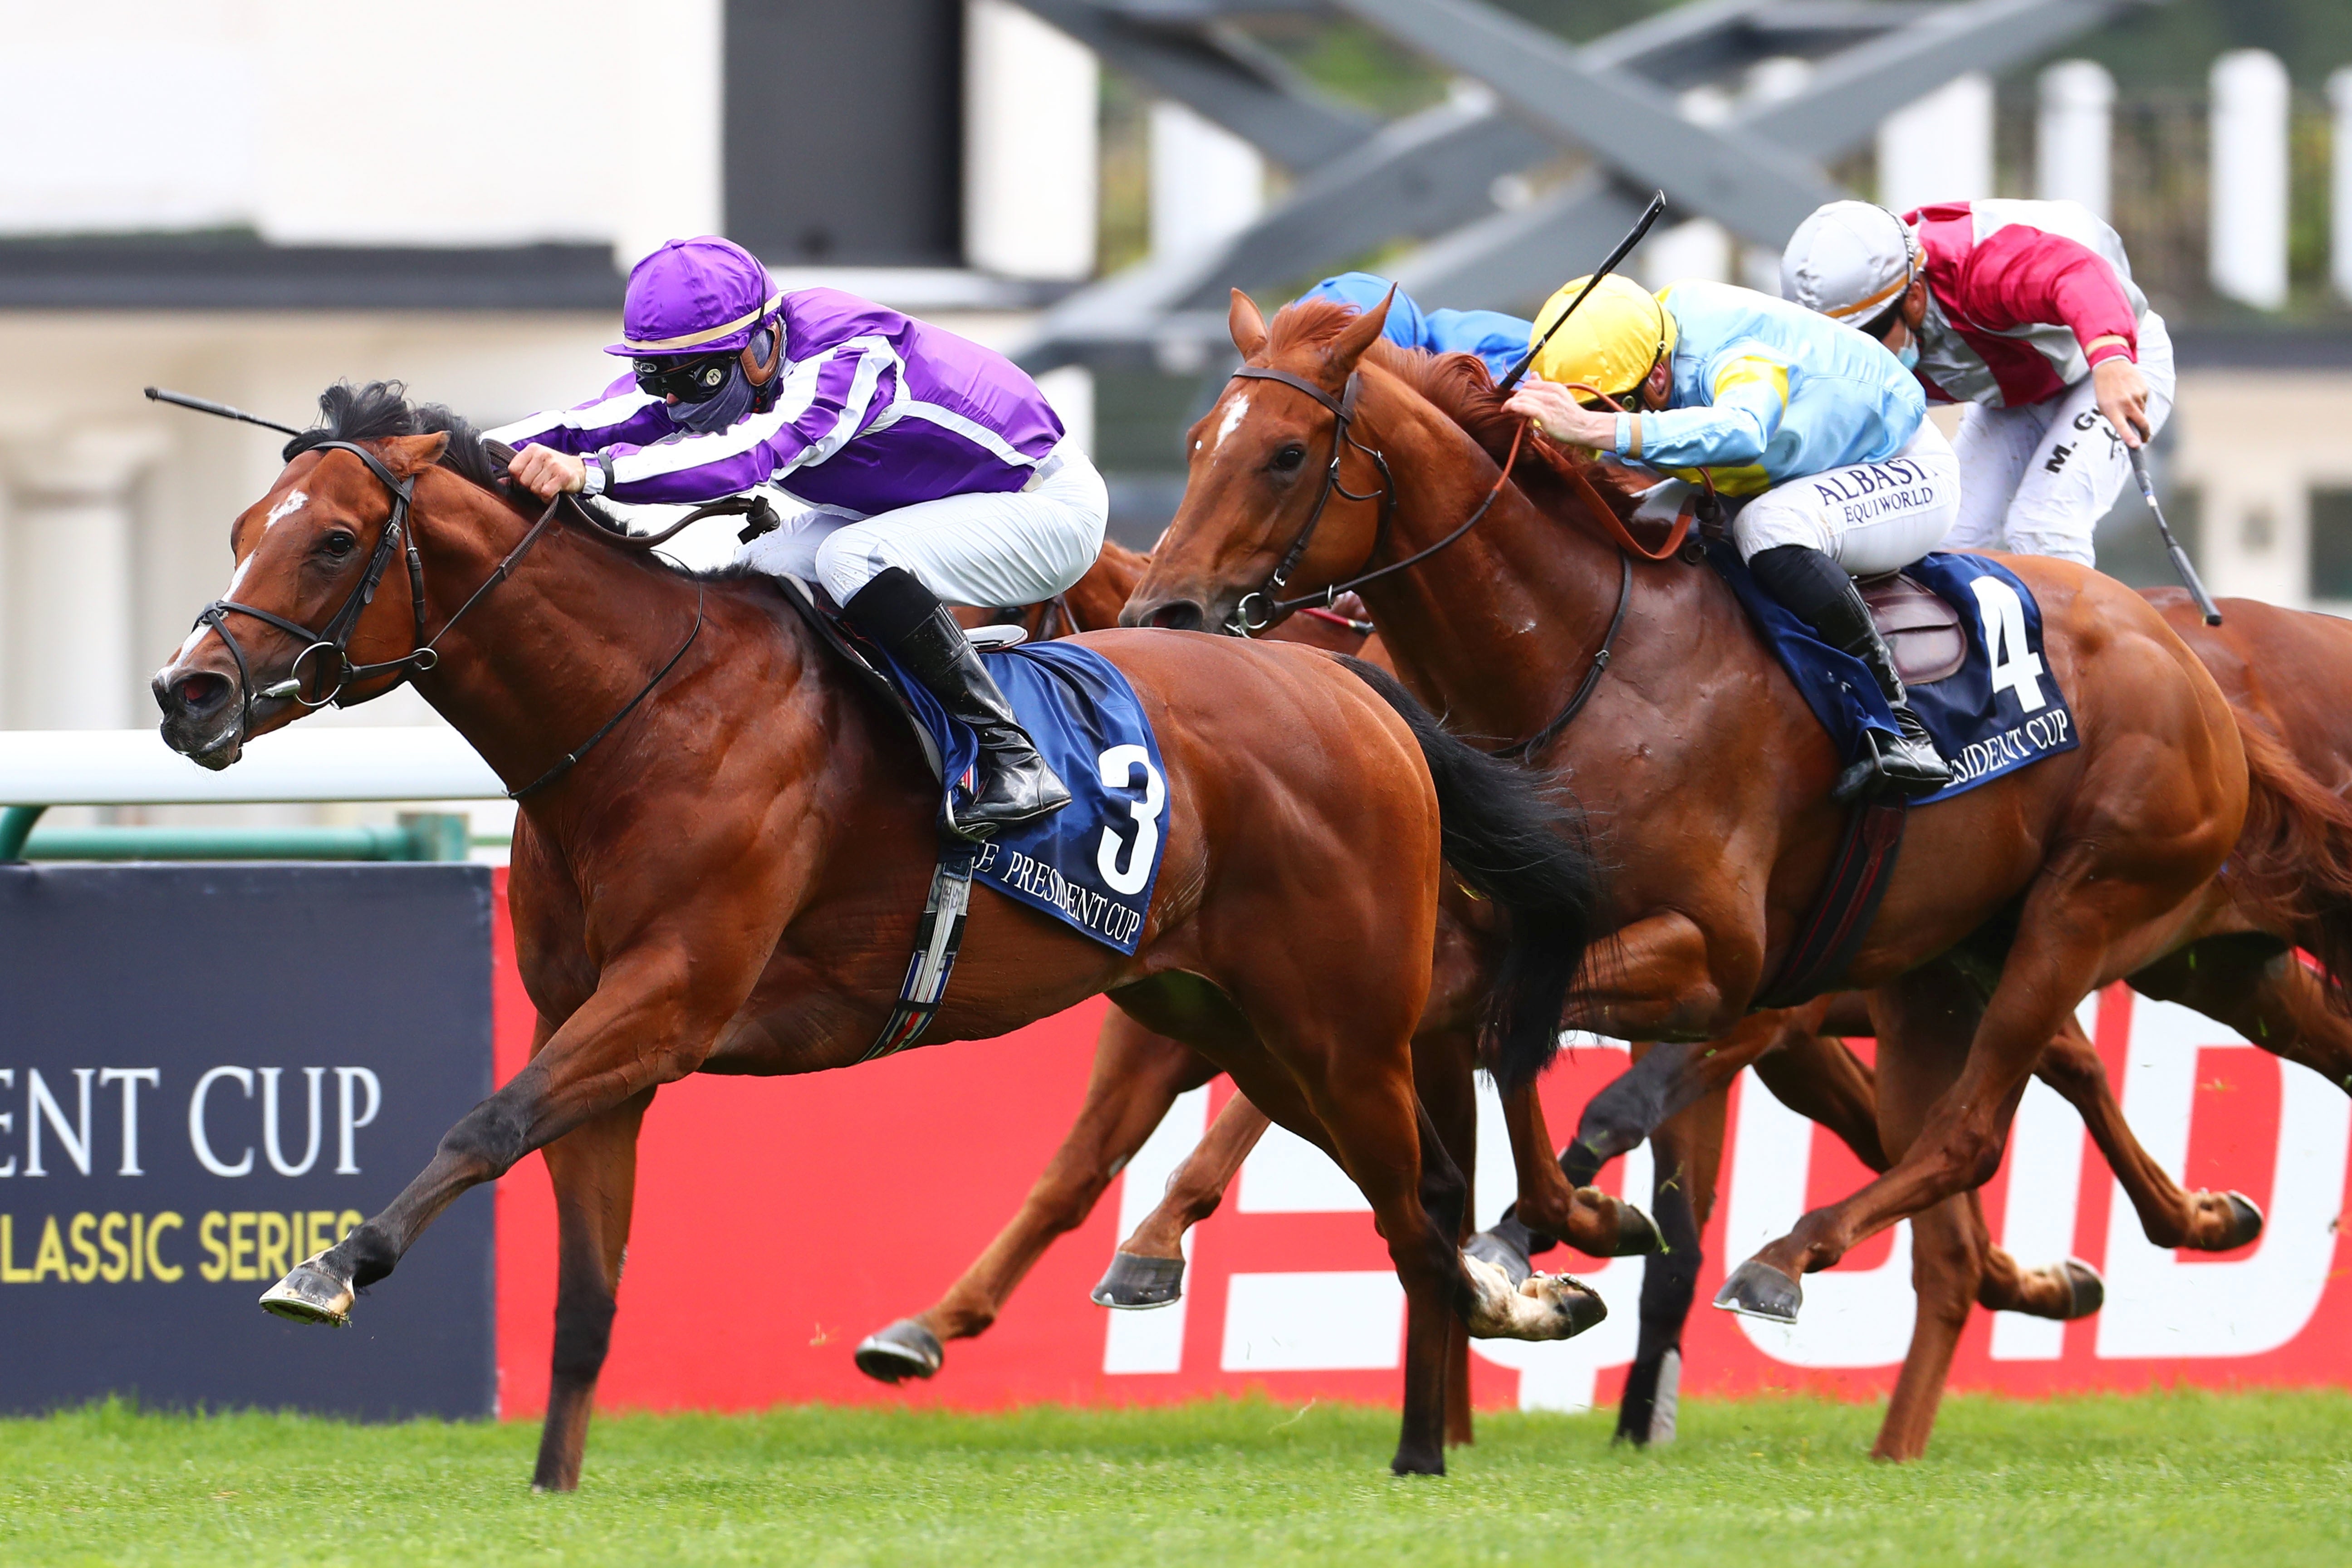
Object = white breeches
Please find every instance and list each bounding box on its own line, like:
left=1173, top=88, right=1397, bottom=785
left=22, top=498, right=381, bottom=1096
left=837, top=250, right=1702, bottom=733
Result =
left=1944, top=311, right=2177, bottom=567
left=1731, top=419, right=1961, bottom=576
left=734, top=438, right=1109, bottom=607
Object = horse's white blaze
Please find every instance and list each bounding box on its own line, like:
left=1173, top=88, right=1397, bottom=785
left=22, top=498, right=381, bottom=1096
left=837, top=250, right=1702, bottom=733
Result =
left=264, top=489, right=309, bottom=529
left=1212, top=394, right=1250, bottom=453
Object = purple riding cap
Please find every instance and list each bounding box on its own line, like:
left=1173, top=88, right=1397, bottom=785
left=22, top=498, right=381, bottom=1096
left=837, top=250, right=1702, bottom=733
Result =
left=492, top=239, right=1067, bottom=515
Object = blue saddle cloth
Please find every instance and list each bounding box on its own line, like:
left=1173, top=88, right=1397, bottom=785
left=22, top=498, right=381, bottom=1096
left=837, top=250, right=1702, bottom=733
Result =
left=877, top=640, right=1168, bottom=955
left=1705, top=541, right=2080, bottom=805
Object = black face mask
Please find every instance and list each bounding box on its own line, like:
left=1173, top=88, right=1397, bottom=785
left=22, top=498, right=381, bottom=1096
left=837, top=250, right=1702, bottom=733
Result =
left=632, top=351, right=736, bottom=404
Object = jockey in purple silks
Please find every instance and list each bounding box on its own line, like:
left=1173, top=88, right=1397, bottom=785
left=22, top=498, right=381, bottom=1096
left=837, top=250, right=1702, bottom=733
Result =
left=490, top=235, right=1107, bottom=836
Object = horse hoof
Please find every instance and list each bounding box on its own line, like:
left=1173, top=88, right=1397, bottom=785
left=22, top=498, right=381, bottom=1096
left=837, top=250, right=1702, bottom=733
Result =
left=258, top=1254, right=353, bottom=1326
left=1614, top=1203, right=1666, bottom=1256
left=1713, top=1259, right=1802, bottom=1324
left=2058, top=1258, right=2104, bottom=1320
left=1091, top=1252, right=1185, bottom=1310
left=1463, top=1252, right=1607, bottom=1340
left=853, top=1319, right=944, bottom=1383
left=2221, top=1191, right=2265, bottom=1250
left=1464, top=1228, right=1533, bottom=1286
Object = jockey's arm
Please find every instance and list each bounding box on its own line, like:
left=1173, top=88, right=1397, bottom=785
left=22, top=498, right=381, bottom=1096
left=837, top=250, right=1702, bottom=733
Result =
left=488, top=376, right=676, bottom=499
left=1623, top=357, right=1788, bottom=471
left=1966, top=226, right=2151, bottom=446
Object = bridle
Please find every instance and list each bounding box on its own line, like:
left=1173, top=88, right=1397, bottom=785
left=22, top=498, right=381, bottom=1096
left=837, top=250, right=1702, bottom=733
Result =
left=1224, top=367, right=1398, bottom=636
left=1217, top=361, right=1698, bottom=761
left=189, top=441, right=732, bottom=799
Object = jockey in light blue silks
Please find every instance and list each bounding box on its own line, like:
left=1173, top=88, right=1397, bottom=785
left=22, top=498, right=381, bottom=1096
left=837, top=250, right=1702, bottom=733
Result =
left=1502, top=274, right=1960, bottom=796
left=1297, top=272, right=1533, bottom=382
left=491, top=235, right=1108, bottom=836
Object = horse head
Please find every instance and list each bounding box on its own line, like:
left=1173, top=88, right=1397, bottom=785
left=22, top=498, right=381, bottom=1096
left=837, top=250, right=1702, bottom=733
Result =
left=153, top=402, right=451, bottom=768
left=1122, top=288, right=1398, bottom=636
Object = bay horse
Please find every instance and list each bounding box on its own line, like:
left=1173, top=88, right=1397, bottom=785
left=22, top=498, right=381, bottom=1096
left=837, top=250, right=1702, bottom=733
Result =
left=147, top=382, right=1613, bottom=1482
left=1120, top=293, right=2303, bottom=1453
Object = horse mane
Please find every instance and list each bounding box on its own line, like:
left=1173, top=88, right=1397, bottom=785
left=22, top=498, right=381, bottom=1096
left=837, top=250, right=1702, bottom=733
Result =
left=1261, top=300, right=1635, bottom=531
left=283, top=380, right=698, bottom=568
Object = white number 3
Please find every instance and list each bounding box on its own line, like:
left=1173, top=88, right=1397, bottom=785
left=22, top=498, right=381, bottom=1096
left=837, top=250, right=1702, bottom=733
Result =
left=1095, top=744, right=1165, bottom=896
left=1970, top=577, right=2048, bottom=714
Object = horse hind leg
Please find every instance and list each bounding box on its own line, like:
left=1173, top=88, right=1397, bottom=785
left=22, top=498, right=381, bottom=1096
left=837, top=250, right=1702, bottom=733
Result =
left=1093, top=1088, right=1270, bottom=1311
left=2034, top=1007, right=2262, bottom=1252
left=857, top=1011, right=1217, bottom=1380
left=532, top=1087, right=654, bottom=1493
left=1613, top=1087, right=1724, bottom=1447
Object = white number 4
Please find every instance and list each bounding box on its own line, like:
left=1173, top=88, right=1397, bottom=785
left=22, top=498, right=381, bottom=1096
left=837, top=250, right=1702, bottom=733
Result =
left=1970, top=577, right=2048, bottom=714
left=1095, top=744, right=1166, bottom=897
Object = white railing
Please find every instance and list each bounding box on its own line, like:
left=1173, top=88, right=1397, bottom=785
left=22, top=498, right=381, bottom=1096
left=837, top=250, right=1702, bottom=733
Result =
left=0, top=729, right=502, bottom=807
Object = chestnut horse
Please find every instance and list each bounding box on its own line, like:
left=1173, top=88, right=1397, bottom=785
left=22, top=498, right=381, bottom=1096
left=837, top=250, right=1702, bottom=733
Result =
left=1121, top=294, right=2287, bottom=1453
left=148, top=383, right=1612, bottom=1482
left=869, top=542, right=1645, bottom=1436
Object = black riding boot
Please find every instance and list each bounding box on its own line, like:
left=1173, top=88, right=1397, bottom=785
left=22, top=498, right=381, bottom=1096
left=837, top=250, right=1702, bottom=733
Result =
left=843, top=567, right=1072, bottom=838
left=1747, top=544, right=1952, bottom=799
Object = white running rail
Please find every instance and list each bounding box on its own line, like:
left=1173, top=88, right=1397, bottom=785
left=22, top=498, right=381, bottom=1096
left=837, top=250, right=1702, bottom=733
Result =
left=0, top=729, right=503, bottom=807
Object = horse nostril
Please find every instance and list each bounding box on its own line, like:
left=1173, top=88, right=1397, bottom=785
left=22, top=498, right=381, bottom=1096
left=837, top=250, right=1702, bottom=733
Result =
left=1147, top=600, right=1205, bottom=632
left=163, top=671, right=231, bottom=717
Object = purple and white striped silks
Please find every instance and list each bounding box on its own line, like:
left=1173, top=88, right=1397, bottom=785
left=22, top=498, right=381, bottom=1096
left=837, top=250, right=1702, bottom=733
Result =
left=489, top=289, right=1067, bottom=516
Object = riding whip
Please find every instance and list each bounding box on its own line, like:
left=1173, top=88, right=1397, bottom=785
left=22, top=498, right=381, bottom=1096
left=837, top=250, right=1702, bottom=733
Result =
left=2129, top=446, right=2222, bottom=625
left=1495, top=189, right=1670, bottom=396
left=145, top=386, right=306, bottom=438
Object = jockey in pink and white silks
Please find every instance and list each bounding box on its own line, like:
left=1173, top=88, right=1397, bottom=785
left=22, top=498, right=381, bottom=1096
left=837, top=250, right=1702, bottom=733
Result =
left=1779, top=199, right=2171, bottom=568
left=491, top=235, right=1108, bottom=836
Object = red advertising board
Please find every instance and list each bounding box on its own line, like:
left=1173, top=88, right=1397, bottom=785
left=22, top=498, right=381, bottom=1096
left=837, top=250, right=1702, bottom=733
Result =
left=490, top=875, right=2352, bottom=1418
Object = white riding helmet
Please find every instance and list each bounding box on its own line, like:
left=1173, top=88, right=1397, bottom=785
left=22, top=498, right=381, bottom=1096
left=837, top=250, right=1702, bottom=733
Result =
left=1779, top=201, right=1918, bottom=327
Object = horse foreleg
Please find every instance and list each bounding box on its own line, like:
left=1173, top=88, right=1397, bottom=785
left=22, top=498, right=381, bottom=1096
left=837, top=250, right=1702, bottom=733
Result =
left=532, top=1085, right=655, bottom=1493
left=858, top=1010, right=1218, bottom=1379
left=1109, top=1089, right=1269, bottom=1274
left=262, top=953, right=727, bottom=1325
left=2034, top=1009, right=2263, bottom=1251
left=1750, top=1028, right=1886, bottom=1171
left=1614, top=1082, right=1726, bottom=1446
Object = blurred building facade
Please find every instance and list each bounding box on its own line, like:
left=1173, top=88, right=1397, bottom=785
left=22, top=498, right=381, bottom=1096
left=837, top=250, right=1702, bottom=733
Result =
left=2, top=0, right=2349, bottom=838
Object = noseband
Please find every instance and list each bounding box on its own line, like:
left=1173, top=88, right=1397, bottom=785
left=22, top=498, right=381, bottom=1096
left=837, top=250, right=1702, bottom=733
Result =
left=195, top=440, right=429, bottom=716
left=186, top=442, right=736, bottom=799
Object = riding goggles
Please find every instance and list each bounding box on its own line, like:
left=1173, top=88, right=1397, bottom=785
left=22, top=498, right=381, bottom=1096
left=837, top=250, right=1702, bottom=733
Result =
left=632, top=351, right=737, bottom=404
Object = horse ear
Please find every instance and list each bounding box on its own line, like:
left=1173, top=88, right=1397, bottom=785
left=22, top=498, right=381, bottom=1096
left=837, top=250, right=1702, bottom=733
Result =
left=1229, top=289, right=1269, bottom=360
left=375, top=432, right=451, bottom=478
left=1325, top=284, right=1396, bottom=374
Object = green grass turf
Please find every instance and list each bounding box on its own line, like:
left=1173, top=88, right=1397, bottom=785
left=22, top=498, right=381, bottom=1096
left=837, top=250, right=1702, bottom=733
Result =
left=2, top=1389, right=2346, bottom=1567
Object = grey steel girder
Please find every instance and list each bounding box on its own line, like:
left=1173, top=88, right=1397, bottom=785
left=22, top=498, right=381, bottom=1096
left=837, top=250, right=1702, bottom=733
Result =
left=1329, top=0, right=1845, bottom=248
left=1749, top=0, right=2151, bottom=159
left=1016, top=0, right=1370, bottom=169
left=1010, top=0, right=2146, bottom=368
left=1382, top=0, right=2151, bottom=309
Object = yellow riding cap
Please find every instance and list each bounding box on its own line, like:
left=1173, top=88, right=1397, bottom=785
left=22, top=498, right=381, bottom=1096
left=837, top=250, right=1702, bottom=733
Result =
left=1528, top=274, right=1679, bottom=401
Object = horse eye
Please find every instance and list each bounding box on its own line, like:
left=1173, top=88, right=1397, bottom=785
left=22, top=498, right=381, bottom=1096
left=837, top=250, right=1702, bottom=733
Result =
left=321, top=531, right=357, bottom=558
left=1272, top=444, right=1307, bottom=473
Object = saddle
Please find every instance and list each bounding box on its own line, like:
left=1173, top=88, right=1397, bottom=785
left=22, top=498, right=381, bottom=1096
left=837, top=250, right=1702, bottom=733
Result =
left=1858, top=572, right=1966, bottom=686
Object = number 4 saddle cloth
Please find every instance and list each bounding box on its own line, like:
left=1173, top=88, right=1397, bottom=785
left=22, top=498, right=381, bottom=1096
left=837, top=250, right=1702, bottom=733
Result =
left=876, top=637, right=1170, bottom=956
left=1705, top=540, right=2080, bottom=805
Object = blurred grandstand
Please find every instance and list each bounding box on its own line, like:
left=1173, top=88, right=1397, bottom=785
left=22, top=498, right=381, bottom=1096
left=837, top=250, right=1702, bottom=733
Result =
left=3, top=0, right=2350, bottom=842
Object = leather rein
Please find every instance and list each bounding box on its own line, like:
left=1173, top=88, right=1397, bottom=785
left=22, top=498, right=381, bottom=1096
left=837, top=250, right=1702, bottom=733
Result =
left=190, top=443, right=755, bottom=799
left=1222, top=364, right=1682, bottom=760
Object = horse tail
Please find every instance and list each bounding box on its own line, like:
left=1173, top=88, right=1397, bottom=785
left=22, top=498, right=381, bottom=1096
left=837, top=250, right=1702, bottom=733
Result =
left=2229, top=711, right=2352, bottom=1008
left=1337, top=657, right=1606, bottom=1090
